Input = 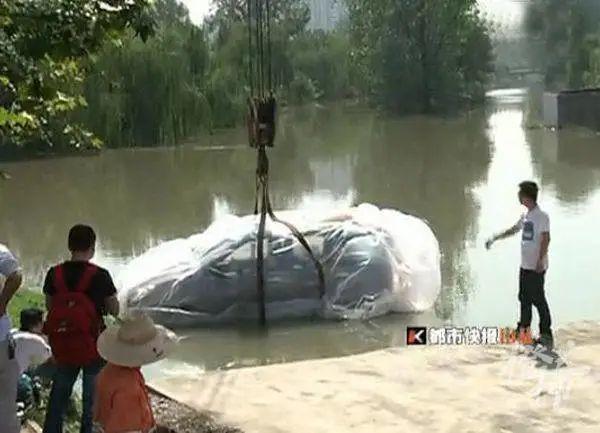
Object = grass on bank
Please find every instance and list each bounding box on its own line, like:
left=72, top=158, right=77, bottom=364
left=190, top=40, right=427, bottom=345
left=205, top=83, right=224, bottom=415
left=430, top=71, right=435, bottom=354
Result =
left=7, top=289, right=45, bottom=328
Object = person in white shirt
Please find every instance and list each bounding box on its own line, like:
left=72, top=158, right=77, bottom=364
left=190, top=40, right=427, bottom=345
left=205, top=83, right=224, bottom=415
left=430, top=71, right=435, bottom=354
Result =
left=12, top=308, right=52, bottom=375
left=485, top=181, right=554, bottom=349
left=0, top=243, right=23, bottom=433
left=13, top=308, right=53, bottom=415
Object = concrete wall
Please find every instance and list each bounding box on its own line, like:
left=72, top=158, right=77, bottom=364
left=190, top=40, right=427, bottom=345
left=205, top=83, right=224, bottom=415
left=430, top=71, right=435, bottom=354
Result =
left=543, top=89, right=600, bottom=131
left=558, top=90, right=600, bottom=131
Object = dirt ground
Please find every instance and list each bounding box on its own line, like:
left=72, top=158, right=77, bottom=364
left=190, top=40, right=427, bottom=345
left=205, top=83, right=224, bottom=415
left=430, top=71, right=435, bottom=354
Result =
left=21, top=392, right=241, bottom=433
left=150, top=392, right=242, bottom=433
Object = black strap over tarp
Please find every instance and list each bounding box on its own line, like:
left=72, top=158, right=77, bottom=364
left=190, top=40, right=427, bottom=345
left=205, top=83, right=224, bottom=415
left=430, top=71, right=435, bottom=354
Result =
left=246, top=2, right=325, bottom=325
left=253, top=147, right=326, bottom=306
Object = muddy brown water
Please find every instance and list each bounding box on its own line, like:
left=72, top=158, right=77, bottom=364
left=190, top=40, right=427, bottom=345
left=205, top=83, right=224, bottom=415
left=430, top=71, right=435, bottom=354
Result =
left=2, top=89, right=600, bottom=373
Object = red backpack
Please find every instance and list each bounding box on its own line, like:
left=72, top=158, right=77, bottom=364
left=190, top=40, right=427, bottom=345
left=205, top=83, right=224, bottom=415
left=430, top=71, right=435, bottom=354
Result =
left=44, top=263, right=100, bottom=366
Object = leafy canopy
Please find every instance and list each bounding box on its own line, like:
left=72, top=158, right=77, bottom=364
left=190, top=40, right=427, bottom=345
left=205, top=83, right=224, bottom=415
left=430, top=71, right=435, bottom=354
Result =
left=0, top=0, right=154, bottom=155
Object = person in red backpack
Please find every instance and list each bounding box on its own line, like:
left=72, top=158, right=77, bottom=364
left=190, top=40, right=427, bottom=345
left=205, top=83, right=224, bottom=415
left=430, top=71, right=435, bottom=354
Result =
left=42, top=225, right=119, bottom=433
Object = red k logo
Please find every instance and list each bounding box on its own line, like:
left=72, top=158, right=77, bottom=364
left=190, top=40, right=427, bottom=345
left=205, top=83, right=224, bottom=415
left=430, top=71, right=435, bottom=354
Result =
left=407, top=327, right=427, bottom=345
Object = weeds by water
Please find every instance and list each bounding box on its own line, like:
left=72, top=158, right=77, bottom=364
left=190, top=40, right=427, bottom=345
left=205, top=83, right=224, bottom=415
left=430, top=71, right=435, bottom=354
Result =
left=7, top=290, right=45, bottom=329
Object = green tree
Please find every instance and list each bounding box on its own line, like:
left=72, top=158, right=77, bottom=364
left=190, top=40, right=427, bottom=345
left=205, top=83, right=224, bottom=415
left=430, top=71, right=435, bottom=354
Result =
left=1, top=0, right=358, bottom=154
left=82, top=0, right=211, bottom=146
left=208, top=0, right=310, bottom=93
left=0, top=0, right=154, bottom=156
left=289, top=29, right=354, bottom=102
left=346, top=0, right=493, bottom=113
left=525, top=0, right=600, bottom=90
left=208, top=1, right=356, bottom=108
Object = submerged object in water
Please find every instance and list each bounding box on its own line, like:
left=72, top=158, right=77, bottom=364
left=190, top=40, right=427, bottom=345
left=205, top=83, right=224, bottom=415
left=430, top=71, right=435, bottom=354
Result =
left=120, top=203, right=441, bottom=327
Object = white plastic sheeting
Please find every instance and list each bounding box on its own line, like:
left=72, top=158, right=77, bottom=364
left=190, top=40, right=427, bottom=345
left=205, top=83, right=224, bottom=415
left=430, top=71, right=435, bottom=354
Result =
left=120, top=203, right=441, bottom=326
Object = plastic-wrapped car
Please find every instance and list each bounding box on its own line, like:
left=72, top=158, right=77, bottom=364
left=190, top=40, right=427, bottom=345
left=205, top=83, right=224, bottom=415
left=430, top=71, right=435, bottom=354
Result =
left=120, top=203, right=441, bottom=326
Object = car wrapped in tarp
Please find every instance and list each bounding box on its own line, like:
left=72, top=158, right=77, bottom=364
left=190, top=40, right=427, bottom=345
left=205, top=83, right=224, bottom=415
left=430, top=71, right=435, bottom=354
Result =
left=119, top=203, right=441, bottom=326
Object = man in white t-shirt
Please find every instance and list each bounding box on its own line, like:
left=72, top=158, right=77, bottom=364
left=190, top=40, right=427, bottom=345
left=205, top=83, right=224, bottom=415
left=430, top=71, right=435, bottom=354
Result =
left=0, top=243, right=23, bottom=433
left=485, top=181, right=554, bottom=349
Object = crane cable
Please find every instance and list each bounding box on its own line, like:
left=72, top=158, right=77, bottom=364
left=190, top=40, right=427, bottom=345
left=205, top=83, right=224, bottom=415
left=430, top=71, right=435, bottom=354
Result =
left=246, top=0, right=325, bottom=326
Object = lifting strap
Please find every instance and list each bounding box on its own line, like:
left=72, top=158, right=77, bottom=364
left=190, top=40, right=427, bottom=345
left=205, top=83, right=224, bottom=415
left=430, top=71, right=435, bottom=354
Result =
left=246, top=0, right=325, bottom=326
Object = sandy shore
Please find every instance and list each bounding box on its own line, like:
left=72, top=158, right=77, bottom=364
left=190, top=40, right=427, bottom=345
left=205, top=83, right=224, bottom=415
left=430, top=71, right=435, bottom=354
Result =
left=150, top=321, right=600, bottom=433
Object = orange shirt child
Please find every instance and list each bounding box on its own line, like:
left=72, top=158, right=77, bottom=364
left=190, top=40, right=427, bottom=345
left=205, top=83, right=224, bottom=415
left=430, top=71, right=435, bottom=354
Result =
left=93, top=363, right=155, bottom=433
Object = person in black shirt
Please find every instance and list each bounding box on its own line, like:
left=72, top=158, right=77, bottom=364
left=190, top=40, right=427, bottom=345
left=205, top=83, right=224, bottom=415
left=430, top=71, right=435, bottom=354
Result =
left=43, top=262, right=118, bottom=329
left=42, top=225, right=119, bottom=433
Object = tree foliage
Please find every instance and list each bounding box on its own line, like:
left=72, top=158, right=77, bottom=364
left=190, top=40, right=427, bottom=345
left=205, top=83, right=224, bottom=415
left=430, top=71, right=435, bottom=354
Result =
left=525, top=0, right=600, bottom=90
left=82, top=0, right=211, bottom=147
left=346, top=0, right=493, bottom=113
left=1, top=0, right=357, bottom=154
left=0, top=0, right=154, bottom=155
left=1, top=0, right=498, bottom=155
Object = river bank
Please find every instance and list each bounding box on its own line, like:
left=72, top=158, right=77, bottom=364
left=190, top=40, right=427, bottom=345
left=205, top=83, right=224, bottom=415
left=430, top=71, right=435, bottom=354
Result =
left=150, top=391, right=241, bottom=433
left=150, top=320, right=600, bottom=433
left=9, top=291, right=239, bottom=433
left=19, top=392, right=241, bottom=433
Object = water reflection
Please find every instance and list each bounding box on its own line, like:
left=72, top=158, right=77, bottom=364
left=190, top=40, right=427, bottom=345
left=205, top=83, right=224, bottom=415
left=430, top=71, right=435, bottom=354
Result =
left=164, top=311, right=441, bottom=371
left=528, top=127, right=600, bottom=205
left=0, top=149, right=253, bottom=282
left=8, top=93, right=600, bottom=371
left=352, top=111, right=492, bottom=319
left=0, top=104, right=490, bottom=316
left=0, top=130, right=319, bottom=283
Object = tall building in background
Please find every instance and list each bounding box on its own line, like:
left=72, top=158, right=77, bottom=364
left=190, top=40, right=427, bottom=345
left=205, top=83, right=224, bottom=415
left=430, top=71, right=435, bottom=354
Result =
left=307, top=0, right=346, bottom=31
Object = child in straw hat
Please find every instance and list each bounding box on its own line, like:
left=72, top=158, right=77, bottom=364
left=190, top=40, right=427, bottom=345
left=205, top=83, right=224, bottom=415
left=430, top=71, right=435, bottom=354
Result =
left=92, top=312, right=178, bottom=433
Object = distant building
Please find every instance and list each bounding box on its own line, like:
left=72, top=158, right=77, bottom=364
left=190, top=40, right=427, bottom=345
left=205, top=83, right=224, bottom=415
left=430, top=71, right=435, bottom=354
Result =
left=307, top=0, right=346, bottom=31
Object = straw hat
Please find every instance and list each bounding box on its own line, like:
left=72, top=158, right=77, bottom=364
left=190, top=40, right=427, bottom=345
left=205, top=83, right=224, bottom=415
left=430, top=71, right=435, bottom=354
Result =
left=97, top=312, right=178, bottom=367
